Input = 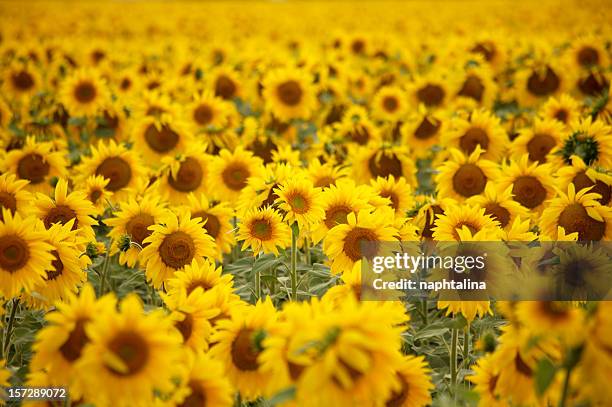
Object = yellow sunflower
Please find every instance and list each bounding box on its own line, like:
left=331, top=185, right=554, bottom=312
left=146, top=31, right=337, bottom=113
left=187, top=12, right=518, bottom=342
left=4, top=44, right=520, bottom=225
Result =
left=164, top=257, right=235, bottom=304
left=435, top=146, right=500, bottom=201
left=538, top=93, right=582, bottom=126
left=33, top=179, right=97, bottom=242
left=515, top=301, right=584, bottom=343
left=400, top=107, right=445, bottom=154
left=105, top=194, right=172, bottom=267
left=209, top=147, right=263, bottom=203
left=335, top=105, right=382, bottom=146
left=186, top=90, right=232, bottom=133
left=208, top=66, right=242, bottom=101
left=431, top=203, right=502, bottom=241
left=0, top=172, right=32, bottom=221
left=552, top=116, right=612, bottom=168
left=540, top=183, right=612, bottom=241
left=383, top=355, right=433, bottom=407
left=263, top=67, right=317, bottom=121
left=515, top=60, right=570, bottom=107
left=183, top=193, right=235, bottom=259
left=77, top=294, right=183, bottom=407
left=140, top=212, right=217, bottom=288
left=209, top=297, right=277, bottom=401
left=453, top=61, right=497, bottom=108
left=306, top=159, right=349, bottom=188
left=466, top=184, right=530, bottom=230
left=371, top=85, right=408, bottom=122
left=408, top=71, right=450, bottom=109
left=511, top=118, right=565, bottom=164
left=0, top=210, right=54, bottom=298
left=59, top=68, right=110, bottom=117
left=275, top=178, right=325, bottom=229
left=237, top=207, right=291, bottom=256
left=132, top=116, right=194, bottom=165
left=77, top=174, right=114, bottom=216
left=324, top=209, right=398, bottom=274
left=2, top=136, right=68, bottom=194
left=370, top=175, right=414, bottom=216
left=469, top=353, right=505, bottom=407
left=352, top=143, right=416, bottom=185
left=76, top=139, right=148, bottom=202
left=2, top=62, right=40, bottom=99
left=556, top=155, right=612, bottom=206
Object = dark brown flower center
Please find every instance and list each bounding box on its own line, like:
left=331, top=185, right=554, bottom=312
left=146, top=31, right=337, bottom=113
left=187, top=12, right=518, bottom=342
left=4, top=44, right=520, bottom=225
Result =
left=144, top=123, right=180, bottom=153
left=527, top=67, right=560, bottom=97
left=514, top=354, right=533, bottom=377
left=0, top=192, right=17, bottom=221
left=452, top=163, right=487, bottom=197
left=186, top=279, right=213, bottom=296
left=324, top=205, right=351, bottom=229
left=175, top=312, right=194, bottom=343
left=11, top=70, right=35, bottom=91
left=249, top=138, right=276, bottom=164
left=168, top=157, right=204, bottom=192
left=382, top=96, right=399, bottom=112
left=572, top=171, right=611, bottom=205
left=221, top=163, right=249, bottom=191
left=421, top=205, right=444, bottom=239
left=46, top=249, right=64, bottom=280
left=351, top=39, right=365, bottom=55
left=192, top=211, right=221, bottom=239
left=554, top=109, right=568, bottom=123
left=250, top=218, right=273, bottom=240
left=558, top=203, right=605, bottom=241
left=44, top=205, right=78, bottom=230
left=381, top=190, right=400, bottom=211
left=458, top=75, right=484, bottom=102
left=277, top=80, right=303, bottom=106
left=578, top=72, right=609, bottom=97
left=89, top=189, right=103, bottom=203
left=193, top=104, right=213, bottom=126
left=159, top=231, right=195, bottom=269
left=343, top=227, right=379, bottom=262
left=231, top=328, right=260, bottom=371
left=126, top=213, right=155, bottom=246
left=538, top=301, right=570, bottom=320
left=484, top=203, right=510, bottom=228
left=214, top=75, right=237, bottom=100
left=348, top=125, right=370, bottom=145
left=416, top=84, right=445, bottom=107
left=459, top=127, right=489, bottom=155
left=179, top=381, right=207, bottom=407
left=17, top=153, right=50, bottom=184
left=577, top=46, right=599, bottom=67
left=512, top=176, right=547, bottom=209
left=74, top=81, right=97, bottom=104
left=107, top=331, right=149, bottom=376
left=527, top=133, right=556, bottom=163
left=471, top=41, right=496, bottom=62
left=95, top=157, right=132, bottom=191
left=386, top=374, right=409, bottom=407
left=59, top=318, right=89, bottom=362
left=368, top=152, right=403, bottom=179
left=414, top=117, right=440, bottom=140
left=0, top=235, right=29, bottom=272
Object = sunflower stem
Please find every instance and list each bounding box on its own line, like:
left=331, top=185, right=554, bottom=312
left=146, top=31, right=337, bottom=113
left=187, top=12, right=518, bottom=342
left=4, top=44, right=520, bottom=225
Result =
left=2, top=298, right=20, bottom=360
left=255, top=268, right=261, bottom=300
left=450, top=327, right=459, bottom=390
left=98, top=239, right=114, bottom=296
left=558, top=366, right=573, bottom=407
left=421, top=299, right=428, bottom=325
left=290, top=223, right=299, bottom=301
left=304, top=237, right=311, bottom=265
left=463, top=326, right=469, bottom=366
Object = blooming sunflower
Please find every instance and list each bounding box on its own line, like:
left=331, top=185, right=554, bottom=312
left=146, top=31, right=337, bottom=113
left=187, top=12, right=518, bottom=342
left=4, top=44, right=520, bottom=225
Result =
left=400, top=108, right=444, bottom=155
left=383, top=355, right=433, bottom=407
left=553, top=116, right=612, bottom=168
left=538, top=93, right=582, bottom=126
left=306, top=159, right=349, bottom=188
left=77, top=294, right=183, bottom=407
left=76, top=139, right=148, bottom=202
left=132, top=116, right=194, bottom=165
left=262, top=67, right=317, bottom=121
left=0, top=210, right=54, bottom=298
left=209, top=67, right=242, bottom=101
left=515, top=301, right=584, bottom=343
left=210, top=297, right=277, bottom=401
left=185, top=90, right=231, bottom=133
left=59, top=68, right=110, bottom=117
left=515, top=60, right=570, bottom=107
left=453, top=61, right=497, bottom=108
left=183, top=193, right=235, bottom=259
left=371, top=85, right=408, bottom=122
left=408, top=71, right=450, bottom=109
left=469, top=353, right=504, bottom=407
left=237, top=207, right=291, bottom=256
left=209, top=147, right=263, bottom=203
left=511, top=118, right=565, bottom=164
left=540, top=183, right=612, bottom=241
left=335, top=105, right=381, bottom=146
left=370, top=175, right=414, bottom=216
left=30, top=284, right=115, bottom=398
left=275, top=178, right=325, bottom=229
left=441, top=109, right=508, bottom=162
left=556, top=156, right=612, bottom=206
left=2, top=136, right=68, bottom=194
left=78, top=174, right=114, bottom=216
left=431, top=204, right=502, bottom=241
left=0, top=172, right=32, bottom=221
left=324, top=209, right=398, bottom=274
left=2, top=62, right=40, bottom=99
left=466, top=184, right=530, bottom=230
left=156, top=142, right=211, bottom=205
left=140, top=212, right=216, bottom=288
left=33, top=179, right=97, bottom=242
left=165, top=257, right=235, bottom=303
left=352, top=143, right=416, bottom=185
left=435, top=147, right=500, bottom=201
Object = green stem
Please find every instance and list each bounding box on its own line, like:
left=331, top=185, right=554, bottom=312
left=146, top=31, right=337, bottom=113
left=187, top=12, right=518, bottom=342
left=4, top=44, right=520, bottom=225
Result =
left=98, top=239, right=113, bottom=296
left=463, top=327, right=470, bottom=365
left=255, top=268, right=261, bottom=300
left=450, top=328, right=459, bottom=389
left=2, top=298, right=20, bottom=360
left=558, top=368, right=572, bottom=407
left=290, top=223, right=299, bottom=301
left=421, top=299, right=428, bottom=325
left=304, top=237, right=311, bottom=265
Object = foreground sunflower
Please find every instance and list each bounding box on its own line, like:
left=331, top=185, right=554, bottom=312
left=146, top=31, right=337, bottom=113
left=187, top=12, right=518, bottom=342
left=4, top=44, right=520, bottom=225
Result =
left=384, top=355, right=433, bottom=407
left=77, top=294, right=183, bottom=407
left=237, top=207, right=291, bottom=256
left=209, top=147, right=263, bottom=203
left=164, top=257, right=235, bottom=303
left=262, top=67, right=317, bottom=121
left=431, top=204, right=502, bottom=241
left=275, top=178, right=325, bottom=229
left=0, top=172, right=32, bottom=221
left=132, top=117, right=194, bottom=165
left=59, top=68, right=110, bottom=117
left=0, top=209, right=54, bottom=298
left=183, top=193, right=235, bottom=259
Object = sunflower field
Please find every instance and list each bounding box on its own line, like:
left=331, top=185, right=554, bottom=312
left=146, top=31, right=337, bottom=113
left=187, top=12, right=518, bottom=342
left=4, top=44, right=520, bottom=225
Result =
left=0, top=0, right=611, bottom=406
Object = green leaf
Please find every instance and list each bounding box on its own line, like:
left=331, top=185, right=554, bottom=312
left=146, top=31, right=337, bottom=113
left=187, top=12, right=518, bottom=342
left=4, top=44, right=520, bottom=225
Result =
left=266, top=386, right=296, bottom=406
left=535, top=358, right=557, bottom=396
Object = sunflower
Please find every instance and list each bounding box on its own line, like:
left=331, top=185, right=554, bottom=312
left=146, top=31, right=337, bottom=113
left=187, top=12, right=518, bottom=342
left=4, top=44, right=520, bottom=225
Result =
left=2, top=62, right=40, bottom=99
left=408, top=71, right=450, bottom=109
left=59, top=68, right=110, bottom=117
left=515, top=301, right=584, bottom=343
left=435, top=147, right=500, bottom=201
left=167, top=352, right=233, bottom=407
left=576, top=69, right=609, bottom=98
left=78, top=174, right=114, bottom=216
left=370, top=175, right=413, bottom=216
left=237, top=207, right=291, bottom=256
left=156, top=143, right=210, bottom=205
left=165, top=257, right=235, bottom=303
left=306, top=159, right=349, bottom=188
left=566, top=35, right=609, bottom=71
left=275, top=178, right=325, bottom=229
left=431, top=204, right=502, bottom=241
left=183, top=193, right=235, bottom=259
left=371, top=85, right=408, bottom=122
left=131, top=90, right=179, bottom=121
left=262, top=67, right=317, bottom=121
left=271, top=145, right=302, bottom=167
left=209, top=67, right=242, bottom=101
left=2, top=136, right=68, bottom=194
left=132, top=116, right=194, bottom=165
left=453, top=61, right=497, bottom=108
left=236, top=163, right=294, bottom=216
left=335, top=106, right=382, bottom=146
left=540, top=183, right=612, bottom=241
left=468, top=35, right=506, bottom=71
left=400, top=107, right=444, bottom=154
left=469, top=354, right=504, bottom=407
left=105, top=194, right=172, bottom=267
left=552, top=116, right=612, bottom=168
left=511, top=118, right=565, bottom=164
left=33, top=179, right=97, bottom=242
left=556, top=155, right=612, bottom=205
left=76, top=139, right=148, bottom=202
left=209, top=147, right=263, bottom=203
left=538, top=93, right=582, bottom=126
left=383, top=355, right=433, bottom=407
left=0, top=172, right=32, bottom=221
left=30, top=284, right=115, bottom=398
left=186, top=91, right=231, bottom=133
left=0, top=98, right=11, bottom=128
left=466, top=184, right=530, bottom=230
left=496, top=154, right=556, bottom=214
left=0, top=209, right=54, bottom=298
left=209, top=297, right=277, bottom=401
left=324, top=209, right=398, bottom=274
left=352, top=143, right=416, bottom=185
left=441, top=109, right=508, bottom=162
left=77, top=294, right=183, bottom=407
